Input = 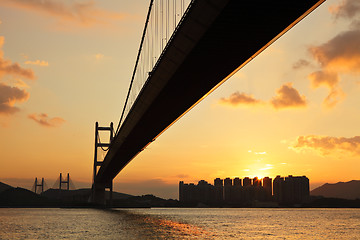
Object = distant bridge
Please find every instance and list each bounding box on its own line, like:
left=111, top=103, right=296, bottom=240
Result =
left=92, top=0, right=326, bottom=205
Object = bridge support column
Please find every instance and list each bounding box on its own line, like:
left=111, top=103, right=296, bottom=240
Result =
left=91, top=122, right=114, bottom=207
left=92, top=180, right=113, bottom=207
left=93, top=182, right=106, bottom=205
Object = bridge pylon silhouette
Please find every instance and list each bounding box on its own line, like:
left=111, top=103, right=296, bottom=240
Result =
left=91, top=122, right=114, bottom=205
left=59, top=173, right=70, bottom=190
left=34, top=177, right=44, bottom=194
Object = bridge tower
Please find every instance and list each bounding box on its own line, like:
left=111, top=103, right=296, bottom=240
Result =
left=34, top=177, right=44, bottom=194
left=59, top=173, right=70, bottom=190
left=92, top=122, right=114, bottom=206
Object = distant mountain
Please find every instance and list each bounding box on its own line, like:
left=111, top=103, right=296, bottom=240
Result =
left=113, top=194, right=180, bottom=208
left=0, top=181, right=180, bottom=207
left=0, top=182, right=13, bottom=193
left=311, top=180, right=360, bottom=200
left=42, top=188, right=133, bottom=202
left=0, top=187, right=52, bottom=207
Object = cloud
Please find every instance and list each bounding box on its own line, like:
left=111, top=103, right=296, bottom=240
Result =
left=329, top=0, right=360, bottom=20
left=0, top=82, right=30, bottom=115
left=294, top=2, right=360, bottom=108
left=28, top=113, right=65, bottom=127
left=292, top=135, right=360, bottom=156
left=259, top=164, right=273, bottom=171
left=309, top=30, right=360, bottom=73
left=0, top=36, right=35, bottom=80
left=293, top=59, right=311, bottom=70
left=0, top=0, right=126, bottom=28
left=307, top=29, right=360, bottom=107
left=13, top=79, right=30, bottom=88
left=219, top=83, right=307, bottom=110
left=248, top=150, right=267, bottom=155
left=323, top=88, right=345, bottom=108
left=219, top=92, right=263, bottom=107
left=350, top=19, right=360, bottom=30
left=255, top=152, right=267, bottom=155
left=308, top=70, right=339, bottom=88
left=270, top=83, right=307, bottom=109
left=176, top=174, right=189, bottom=179
left=24, top=60, right=49, bottom=66
left=308, top=70, right=345, bottom=108
left=0, top=36, right=33, bottom=118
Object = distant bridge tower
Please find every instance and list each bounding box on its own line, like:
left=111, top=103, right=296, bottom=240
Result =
left=92, top=122, right=114, bottom=206
left=59, top=173, right=70, bottom=190
left=34, top=177, right=44, bottom=194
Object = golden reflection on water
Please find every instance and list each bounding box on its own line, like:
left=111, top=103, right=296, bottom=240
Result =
left=145, top=216, right=210, bottom=237
left=111, top=209, right=211, bottom=238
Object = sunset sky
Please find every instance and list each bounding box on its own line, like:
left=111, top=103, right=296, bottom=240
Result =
left=0, top=0, right=359, bottom=199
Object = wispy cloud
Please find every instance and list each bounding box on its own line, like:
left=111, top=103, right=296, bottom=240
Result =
left=308, top=70, right=345, bottom=108
left=248, top=150, right=267, bottom=155
left=292, top=135, right=360, bottom=156
left=0, top=0, right=127, bottom=28
left=28, top=113, right=65, bottom=127
left=293, top=59, right=312, bottom=70
left=0, top=82, right=29, bottom=115
left=219, top=92, right=263, bottom=107
left=176, top=174, right=189, bottom=179
left=24, top=60, right=49, bottom=66
left=259, top=164, right=273, bottom=171
left=270, top=83, right=307, bottom=109
left=255, top=152, right=267, bottom=155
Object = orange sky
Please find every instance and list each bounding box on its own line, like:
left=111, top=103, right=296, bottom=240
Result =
left=0, top=0, right=359, bottom=199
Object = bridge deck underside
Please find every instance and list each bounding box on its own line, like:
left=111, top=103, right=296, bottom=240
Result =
left=96, top=0, right=324, bottom=184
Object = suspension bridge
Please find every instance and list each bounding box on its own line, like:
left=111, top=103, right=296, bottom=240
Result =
left=92, top=0, right=326, bottom=205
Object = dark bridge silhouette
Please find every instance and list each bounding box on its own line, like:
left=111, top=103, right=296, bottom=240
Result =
left=92, top=0, right=325, bottom=204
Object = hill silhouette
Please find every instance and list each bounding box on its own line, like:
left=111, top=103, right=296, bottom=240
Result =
left=311, top=180, right=360, bottom=200
left=42, top=188, right=133, bottom=203
left=0, top=181, right=136, bottom=207
left=0, top=182, right=12, bottom=193
left=0, top=187, right=53, bottom=207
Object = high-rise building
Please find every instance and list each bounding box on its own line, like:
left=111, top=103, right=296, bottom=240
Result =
left=179, top=175, right=309, bottom=206
left=253, top=177, right=262, bottom=187
left=197, top=180, right=213, bottom=203
left=179, top=181, right=184, bottom=202
left=224, top=177, right=233, bottom=202
left=243, top=177, right=252, bottom=187
left=232, top=177, right=243, bottom=203
left=214, top=178, right=223, bottom=204
left=273, top=175, right=309, bottom=204
left=233, top=177, right=241, bottom=186
left=262, top=177, right=272, bottom=200
left=224, top=178, right=232, bottom=186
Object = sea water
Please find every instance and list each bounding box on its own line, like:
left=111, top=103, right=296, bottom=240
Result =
left=0, top=208, right=359, bottom=239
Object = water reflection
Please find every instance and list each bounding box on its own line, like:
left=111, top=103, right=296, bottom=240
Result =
left=1, top=208, right=360, bottom=239
left=106, top=208, right=210, bottom=239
